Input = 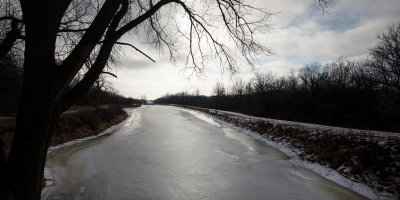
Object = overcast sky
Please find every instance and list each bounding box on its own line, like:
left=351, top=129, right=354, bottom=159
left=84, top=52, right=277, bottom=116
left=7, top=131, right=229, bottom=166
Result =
left=109, top=0, right=400, bottom=100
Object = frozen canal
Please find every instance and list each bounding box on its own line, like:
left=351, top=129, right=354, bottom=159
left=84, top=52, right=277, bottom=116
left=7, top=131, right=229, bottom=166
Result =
left=42, top=105, right=367, bottom=200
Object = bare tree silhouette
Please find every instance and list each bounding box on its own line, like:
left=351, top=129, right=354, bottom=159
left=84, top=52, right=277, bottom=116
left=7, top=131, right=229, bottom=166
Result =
left=213, top=82, right=226, bottom=96
left=0, top=0, right=278, bottom=199
left=369, top=22, right=400, bottom=91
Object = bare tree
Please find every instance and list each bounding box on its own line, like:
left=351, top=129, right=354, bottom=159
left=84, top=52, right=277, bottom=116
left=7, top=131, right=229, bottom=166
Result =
left=213, top=82, right=226, bottom=96
left=244, top=80, right=253, bottom=95
left=272, top=75, right=288, bottom=91
left=351, top=60, right=376, bottom=90
left=369, top=22, right=400, bottom=91
left=299, top=62, right=325, bottom=91
left=0, top=1, right=274, bottom=198
left=287, top=69, right=299, bottom=91
left=252, top=72, right=274, bottom=93
left=326, top=57, right=353, bottom=89
left=231, top=78, right=245, bottom=96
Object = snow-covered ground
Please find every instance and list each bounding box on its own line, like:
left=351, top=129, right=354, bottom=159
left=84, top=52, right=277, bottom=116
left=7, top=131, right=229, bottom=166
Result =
left=179, top=106, right=399, bottom=200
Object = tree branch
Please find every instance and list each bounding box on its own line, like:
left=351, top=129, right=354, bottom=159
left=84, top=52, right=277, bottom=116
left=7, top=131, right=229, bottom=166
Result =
left=58, top=28, right=88, bottom=33
left=115, top=0, right=173, bottom=38
left=101, top=71, right=117, bottom=78
left=59, top=0, right=130, bottom=111
left=53, top=0, right=123, bottom=101
left=115, top=42, right=156, bottom=63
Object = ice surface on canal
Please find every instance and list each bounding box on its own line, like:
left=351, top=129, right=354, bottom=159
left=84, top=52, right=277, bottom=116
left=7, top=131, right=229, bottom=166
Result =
left=43, top=105, right=368, bottom=200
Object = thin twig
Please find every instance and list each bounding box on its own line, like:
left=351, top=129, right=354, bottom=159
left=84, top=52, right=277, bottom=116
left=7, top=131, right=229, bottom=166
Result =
left=115, top=42, right=156, bottom=63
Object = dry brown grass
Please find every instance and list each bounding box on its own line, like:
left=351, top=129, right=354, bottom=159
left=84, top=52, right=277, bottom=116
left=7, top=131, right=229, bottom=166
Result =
left=0, top=105, right=129, bottom=157
left=51, top=106, right=127, bottom=146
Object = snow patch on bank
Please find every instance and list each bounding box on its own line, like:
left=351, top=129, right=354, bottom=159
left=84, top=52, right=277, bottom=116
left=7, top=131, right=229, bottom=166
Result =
left=181, top=107, right=387, bottom=200
left=184, top=109, right=221, bottom=127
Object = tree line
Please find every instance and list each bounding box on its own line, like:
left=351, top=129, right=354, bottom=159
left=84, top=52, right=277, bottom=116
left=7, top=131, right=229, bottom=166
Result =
left=156, top=23, right=400, bottom=133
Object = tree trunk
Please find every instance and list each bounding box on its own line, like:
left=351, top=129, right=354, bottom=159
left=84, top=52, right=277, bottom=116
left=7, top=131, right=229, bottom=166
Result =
left=4, top=1, right=64, bottom=199
left=0, top=139, right=7, bottom=199
left=6, top=105, right=58, bottom=199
